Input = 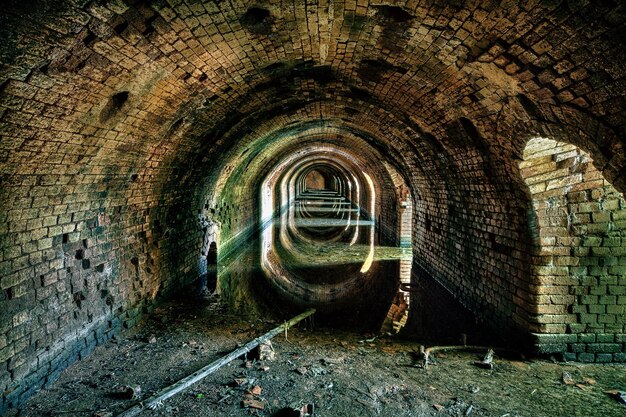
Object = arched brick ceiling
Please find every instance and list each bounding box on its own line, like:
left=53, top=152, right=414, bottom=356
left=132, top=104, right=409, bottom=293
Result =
left=1, top=3, right=625, bottom=409
left=1, top=0, right=624, bottom=195
left=1, top=1, right=622, bottom=328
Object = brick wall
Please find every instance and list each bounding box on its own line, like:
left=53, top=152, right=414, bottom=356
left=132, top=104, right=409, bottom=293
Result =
left=1, top=0, right=625, bottom=412
left=0, top=166, right=202, bottom=412
left=521, top=137, right=626, bottom=361
left=408, top=123, right=535, bottom=346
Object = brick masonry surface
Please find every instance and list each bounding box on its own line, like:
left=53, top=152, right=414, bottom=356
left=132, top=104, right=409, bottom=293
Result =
left=521, top=137, right=626, bottom=362
left=0, top=0, right=624, bottom=412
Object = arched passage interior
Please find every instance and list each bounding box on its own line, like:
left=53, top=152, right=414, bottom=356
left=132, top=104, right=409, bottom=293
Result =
left=0, top=1, right=625, bottom=412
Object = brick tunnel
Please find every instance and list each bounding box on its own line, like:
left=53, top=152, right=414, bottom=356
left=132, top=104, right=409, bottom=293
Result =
left=1, top=0, right=625, bottom=414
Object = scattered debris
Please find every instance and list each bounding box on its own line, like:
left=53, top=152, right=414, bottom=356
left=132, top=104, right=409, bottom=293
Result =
left=259, top=340, right=276, bottom=361
left=473, top=349, right=494, bottom=370
left=296, top=366, right=308, bottom=375
left=321, top=356, right=344, bottom=366
left=246, top=385, right=262, bottom=396
left=359, top=336, right=377, bottom=343
left=465, top=404, right=474, bottom=416
left=117, top=309, right=315, bottom=417
left=18, top=298, right=626, bottom=417
left=562, top=371, right=575, bottom=385
left=233, top=378, right=249, bottom=387
left=241, top=398, right=265, bottom=410
left=93, top=412, right=113, bottom=417
left=115, top=385, right=141, bottom=400
left=356, top=398, right=370, bottom=407
left=147, top=334, right=156, bottom=344
left=217, top=394, right=231, bottom=404
left=300, top=403, right=314, bottom=416
left=604, top=390, right=626, bottom=405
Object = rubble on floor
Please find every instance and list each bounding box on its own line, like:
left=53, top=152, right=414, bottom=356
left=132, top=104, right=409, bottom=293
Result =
left=9, top=297, right=626, bottom=417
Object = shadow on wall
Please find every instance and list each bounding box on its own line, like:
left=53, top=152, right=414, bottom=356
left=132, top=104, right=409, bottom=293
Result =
left=400, top=264, right=497, bottom=347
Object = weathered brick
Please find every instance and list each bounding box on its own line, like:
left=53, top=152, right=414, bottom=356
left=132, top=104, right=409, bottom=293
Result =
left=577, top=353, right=595, bottom=362
left=0, top=4, right=625, bottom=415
left=587, top=343, right=621, bottom=353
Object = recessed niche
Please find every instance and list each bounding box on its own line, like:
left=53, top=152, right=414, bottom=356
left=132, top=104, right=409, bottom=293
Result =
left=240, top=7, right=273, bottom=35
left=99, top=91, right=129, bottom=122
left=374, top=5, right=414, bottom=23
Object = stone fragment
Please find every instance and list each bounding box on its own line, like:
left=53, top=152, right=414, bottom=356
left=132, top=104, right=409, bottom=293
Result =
left=259, top=340, right=275, bottom=361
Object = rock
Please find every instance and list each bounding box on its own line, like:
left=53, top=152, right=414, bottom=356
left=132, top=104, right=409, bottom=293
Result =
left=246, top=385, right=262, bottom=396
left=310, top=366, right=326, bottom=376
left=473, top=349, right=494, bottom=370
left=321, top=357, right=344, bottom=366
left=232, top=378, right=248, bottom=386
left=562, top=371, right=575, bottom=385
left=122, top=385, right=141, bottom=400
left=296, top=366, right=308, bottom=375
left=259, top=340, right=275, bottom=361
left=115, top=385, right=141, bottom=400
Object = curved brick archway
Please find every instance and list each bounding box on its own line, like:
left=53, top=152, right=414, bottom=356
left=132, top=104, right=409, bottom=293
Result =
left=520, top=137, right=626, bottom=361
left=0, top=0, right=624, bottom=411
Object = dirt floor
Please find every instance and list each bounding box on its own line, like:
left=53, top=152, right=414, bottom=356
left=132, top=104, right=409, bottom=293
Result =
left=9, top=295, right=626, bottom=417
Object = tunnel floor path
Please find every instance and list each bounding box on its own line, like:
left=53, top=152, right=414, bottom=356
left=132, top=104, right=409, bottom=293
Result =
left=11, top=295, right=626, bottom=417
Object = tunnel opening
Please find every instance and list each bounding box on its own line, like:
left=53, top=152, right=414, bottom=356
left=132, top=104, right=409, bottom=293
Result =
left=303, top=168, right=327, bottom=191
left=1, top=0, right=625, bottom=414
left=202, top=131, right=418, bottom=333
left=254, top=147, right=412, bottom=332
left=197, top=214, right=220, bottom=297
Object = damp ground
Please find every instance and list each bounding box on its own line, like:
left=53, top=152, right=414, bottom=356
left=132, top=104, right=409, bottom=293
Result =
left=10, top=296, right=626, bottom=417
